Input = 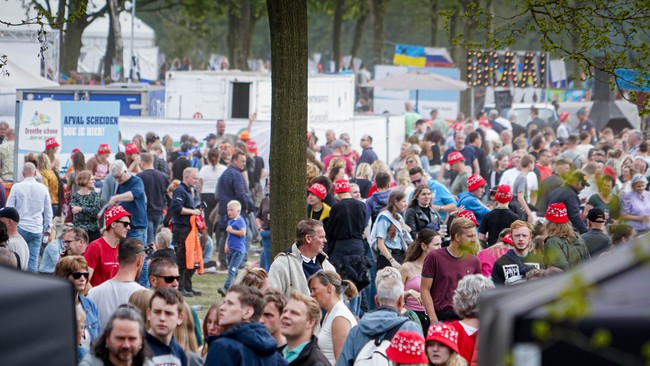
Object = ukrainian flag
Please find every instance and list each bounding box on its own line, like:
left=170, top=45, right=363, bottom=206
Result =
left=394, top=44, right=426, bottom=67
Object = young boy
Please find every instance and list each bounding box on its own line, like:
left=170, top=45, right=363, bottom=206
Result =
left=218, top=200, right=247, bottom=297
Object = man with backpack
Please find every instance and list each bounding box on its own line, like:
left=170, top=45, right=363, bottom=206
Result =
left=335, top=267, right=421, bottom=366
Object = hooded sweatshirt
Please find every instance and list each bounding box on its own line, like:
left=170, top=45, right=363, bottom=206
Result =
left=365, top=190, right=391, bottom=226
left=335, top=306, right=421, bottom=366
left=457, top=191, right=491, bottom=226
left=205, top=322, right=287, bottom=366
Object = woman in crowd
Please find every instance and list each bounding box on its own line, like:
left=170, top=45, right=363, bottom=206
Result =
left=477, top=230, right=512, bottom=277
left=610, top=224, right=636, bottom=247
left=37, top=153, right=61, bottom=217
left=400, top=228, right=441, bottom=333
left=584, top=174, right=620, bottom=225
left=405, top=185, right=443, bottom=234
left=44, top=137, right=61, bottom=172
left=373, top=190, right=412, bottom=270
left=201, top=303, right=222, bottom=358
left=543, top=203, right=590, bottom=270
left=447, top=274, right=494, bottom=363
left=386, top=330, right=429, bottom=366
left=426, top=323, right=466, bottom=366
left=125, top=142, right=142, bottom=174
left=235, top=266, right=269, bottom=290
left=306, top=162, right=321, bottom=188
left=489, top=152, right=509, bottom=189
left=85, top=144, right=111, bottom=186
left=54, top=256, right=101, bottom=349
left=619, top=163, right=637, bottom=194
left=256, top=180, right=271, bottom=271
left=308, top=270, right=358, bottom=365
left=175, top=302, right=202, bottom=366
left=327, top=157, right=348, bottom=182
left=128, top=289, right=153, bottom=325
left=350, top=163, right=373, bottom=199
left=425, top=130, right=443, bottom=178
left=66, top=150, right=87, bottom=194
left=621, top=174, right=650, bottom=235
left=70, top=170, right=102, bottom=242
left=199, top=148, right=224, bottom=239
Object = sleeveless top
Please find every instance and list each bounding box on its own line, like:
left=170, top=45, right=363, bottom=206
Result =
left=317, top=301, right=358, bottom=365
left=404, top=273, right=426, bottom=312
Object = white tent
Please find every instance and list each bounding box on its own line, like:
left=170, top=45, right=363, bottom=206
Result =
left=79, top=11, right=159, bottom=81
left=0, top=59, right=59, bottom=117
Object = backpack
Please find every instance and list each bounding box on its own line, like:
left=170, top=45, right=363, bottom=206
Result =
left=354, top=319, right=408, bottom=366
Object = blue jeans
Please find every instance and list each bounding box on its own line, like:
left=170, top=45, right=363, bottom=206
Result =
left=128, top=228, right=149, bottom=287
left=362, top=241, right=378, bottom=313
left=203, top=235, right=214, bottom=264
left=224, top=251, right=245, bottom=290
left=19, top=227, right=42, bottom=273
left=147, top=214, right=163, bottom=246
left=260, top=229, right=271, bottom=272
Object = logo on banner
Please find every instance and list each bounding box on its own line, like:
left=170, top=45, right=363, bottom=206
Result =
left=30, top=111, right=52, bottom=126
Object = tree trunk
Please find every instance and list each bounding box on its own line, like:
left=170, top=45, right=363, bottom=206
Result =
left=61, top=18, right=89, bottom=75
left=103, top=16, right=115, bottom=80
left=57, top=0, right=66, bottom=68
left=266, top=0, right=307, bottom=257
left=107, top=0, right=124, bottom=81
left=332, top=0, right=345, bottom=72
left=237, top=0, right=251, bottom=70
left=430, top=0, right=439, bottom=46
left=348, top=11, right=368, bottom=68
left=227, top=4, right=238, bottom=68
left=370, top=0, right=387, bottom=67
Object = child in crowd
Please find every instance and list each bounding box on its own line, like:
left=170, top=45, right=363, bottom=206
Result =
left=218, top=200, right=247, bottom=297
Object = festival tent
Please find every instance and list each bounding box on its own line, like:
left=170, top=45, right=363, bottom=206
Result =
left=479, top=236, right=650, bottom=365
left=0, top=266, right=77, bottom=365
left=0, top=59, right=59, bottom=116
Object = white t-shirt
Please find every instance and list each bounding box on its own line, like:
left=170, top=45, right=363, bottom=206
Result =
left=199, top=164, right=226, bottom=195
left=6, top=235, right=29, bottom=271
left=88, top=280, right=146, bottom=328
left=317, top=301, right=358, bottom=365
left=500, top=169, right=538, bottom=202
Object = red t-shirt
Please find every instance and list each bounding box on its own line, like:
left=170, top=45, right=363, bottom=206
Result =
left=84, top=237, right=120, bottom=287
left=448, top=320, right=478, bottom=362
left=322, top=154, right=354, bottom=177
left=422, top=248, right=481, bottom=313
left=535, top=164, right=553, bottom=182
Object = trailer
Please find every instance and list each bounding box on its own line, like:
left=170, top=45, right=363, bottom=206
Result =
left=16, top=84, right=165, bottom=117
left=164, top=71, right=355, bottom=122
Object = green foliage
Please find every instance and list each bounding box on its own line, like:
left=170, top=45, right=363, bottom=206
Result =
left=546, top=273, right=592, bottom=322
left=590, top=328, right=612, bottom=349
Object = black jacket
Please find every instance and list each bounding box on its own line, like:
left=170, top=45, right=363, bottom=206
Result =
left=547, top=184, right=588, bottom=234
left=281, top=336, right=330, bottom=366
left=405, top=205, right=441, bottom=234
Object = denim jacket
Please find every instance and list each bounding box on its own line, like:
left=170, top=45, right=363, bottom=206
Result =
left=79, top=295, right=102, bottom=343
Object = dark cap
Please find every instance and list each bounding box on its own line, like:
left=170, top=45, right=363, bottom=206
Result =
left=0, top=207, right=20, bottom=223
left=550, top=140, right=563, bottom=147
left=331, top=139, right=348, bottom=149
left=203, top=133, right=217, bottom=141
left=587, top=208, right=606, bottom=223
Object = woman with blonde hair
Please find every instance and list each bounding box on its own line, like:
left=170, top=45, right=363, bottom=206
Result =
left=234, top=266, right=269, bottom=290
left=37, top=153, right=61, bottom=217
left=327, top=157, right=348, bottom=181
left=174, top=302, right=202, bottom=365
left=543, top=203, right=590, bottom=270
left=306, top=162, right=321, bottom=188
left=308, top=270, right=358, bottom=365
left=351, top=163, right=373, bottom=198
left=128, top=289, right=153, bottom=325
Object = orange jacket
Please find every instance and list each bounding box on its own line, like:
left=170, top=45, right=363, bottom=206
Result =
left=185, top=215, right=204, bottom=274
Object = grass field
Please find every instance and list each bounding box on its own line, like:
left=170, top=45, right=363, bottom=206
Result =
left=184, top=245, right=262, bottom=321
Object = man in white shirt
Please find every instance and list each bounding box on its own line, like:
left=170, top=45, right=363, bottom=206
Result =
left=6, top=163, right=52, bottom=272
left=88, top=238, right=146, bottom=328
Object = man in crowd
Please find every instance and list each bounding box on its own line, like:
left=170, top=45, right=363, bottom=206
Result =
left=108, top=160, right=148, bottom=246
left=323, top=139, right=354, bottom=176
left=449, top=151, right=470, bottom=198
left=202, top=133, right=218, bottom=160
left=205, top=285, right=286, bottom=365
left=431, top=109, right=448, bottom=138
left=357, top=134, right=378, bottom=166
left=498, top=129, right=515, bottom=155
left=581, top=208, right=612, bottom=256
left=548, top=171, right=589, bottom=234
left=280, top=292, right=329, bottom=365
left=528, top=106, right=547, bottom=131
left=491, top=220, right=545, bottom=285
left=261, top=288, right=287, bottom=349
left=88, top=238, right=146, bottom=327
left=534, top=148, right=553, bottom=183
left=172, top=167, right=203, bottom=297
left=628, top=130, right=643, bottom=156
left=39, top=227, right=69, bottom=274
left=145, top=288, right=188, bottom=366
left=0, top=207, right=29, bottom=271
left=62, top=227, right=89, bottom=256
left=85, top=205, right=132, bottom=287
left=150, top=142, right=171, bottom=176
left=137, top=153, right=171, bottom=245
left=439, top=131, right=479, bottom=183
left=537, top=159, right=572, bottom=215
left=0, top=120, right=8, bottom=144
left=217, top=151, right=253, bottom=271
left=6, top=162, right=52, bottom=273
left=421, top=217, right=481, bottom=323
left=216, top=119, right=238, bottom=146
left=336, top=267, right=421, bottom=365
left=513, top=154, right=536, bottom=223
left=479, top=185, right=519, bottom=247
left=576, top=107, right=597, bottom=144
left=457, top=174, right=490, bottom=226
left=82, top=305, right=151, bottom=366
left=468, top=131, right=490, bottom=181
left=268, top=219, right=336, bottom=298
left=365, top=172, right=392, bottom=226
left=404, top=102, right=421, bottom=137
left=149, top=257, right=180, bottom=290
left=559, top=135, right=583, bottom=169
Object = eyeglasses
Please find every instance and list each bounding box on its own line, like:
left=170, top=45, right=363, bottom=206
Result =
left=115, top=221, right=131, bottom=228
left=71, top=272, right=89, bottom=280
left=154, top=275, right=180, bottom=284
left=406, top=160, right=416, bottom=164
left=63, top=239, right=80, bottom=245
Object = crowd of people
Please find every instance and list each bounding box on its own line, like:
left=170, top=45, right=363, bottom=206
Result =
left=0, top=103, right=648, bottom=366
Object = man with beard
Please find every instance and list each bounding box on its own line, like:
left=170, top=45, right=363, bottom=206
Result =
left=491, top=220, right=545, bottom=285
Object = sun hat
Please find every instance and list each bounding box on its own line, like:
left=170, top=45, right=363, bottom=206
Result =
left=386, top=330, right=428, bottom=364
left=447, top=151, right=465, bottom=166
left=426, top=323, right=459, bottom=354
left=467, top=174, right=487, bottom=192
left=104, top=205, right=132, bottom=230
left=494, top=185, right=512, bottom=204
left=45, top=137, right=59, bottom=150
left=307, top=183, right=327, bottom=201
left=545, top=202, right=568, bottom=224
left=334, top=179, right=351, bottom=194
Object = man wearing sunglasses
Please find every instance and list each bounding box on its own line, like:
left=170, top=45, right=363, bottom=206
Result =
left=84, top=205, right=132, bottom=287
left=88, top=238, right=146, bottom=328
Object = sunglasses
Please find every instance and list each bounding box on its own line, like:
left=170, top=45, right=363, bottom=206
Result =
left=71, top=272, right=89, bottom=280
left=155, top=275, right=180, bottom=284
left=115, top=220, right=131, bottom=228
left=411, top=178, right=422, bottom=185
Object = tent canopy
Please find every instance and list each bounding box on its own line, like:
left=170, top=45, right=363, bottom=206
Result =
left=0, top=59, right=59, bottom=90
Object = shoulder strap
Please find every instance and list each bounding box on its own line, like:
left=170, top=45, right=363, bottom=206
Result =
left=505, top=250, right=529, bottom=276
left=372, top=318, right=409, bottom=345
